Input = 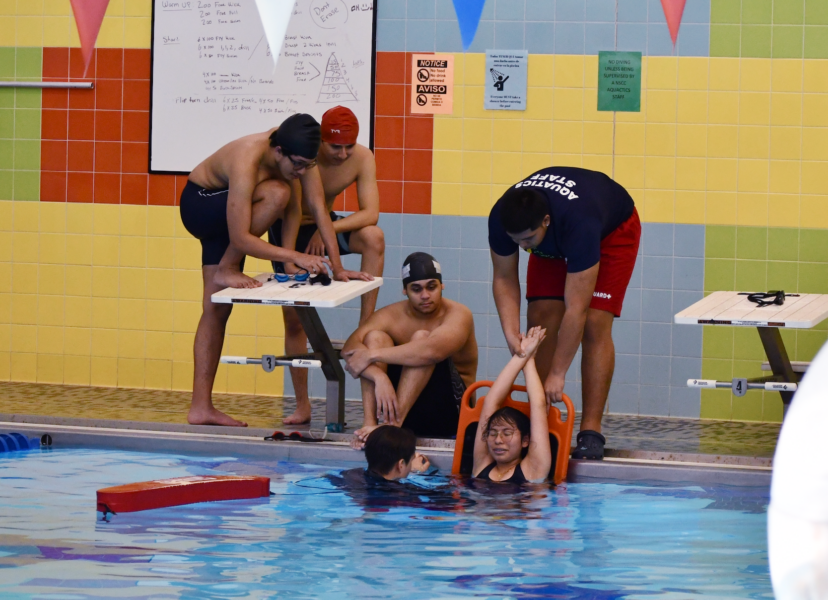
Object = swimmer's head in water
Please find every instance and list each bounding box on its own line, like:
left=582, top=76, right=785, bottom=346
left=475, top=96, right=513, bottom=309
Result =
left=402, top=252, right=444, bottom=314
left=364, top=425, right=417, bottom=480
left=483, top=406, right=530, bottom=463
left=270, top=113, right=322, bottom=165
left=499, top=187, right=551, bottom=251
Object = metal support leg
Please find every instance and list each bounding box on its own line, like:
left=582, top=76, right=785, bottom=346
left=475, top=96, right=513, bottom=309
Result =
left=756, top=327, right=797, bottom=415
left=295, top=307, right=345, bottom=428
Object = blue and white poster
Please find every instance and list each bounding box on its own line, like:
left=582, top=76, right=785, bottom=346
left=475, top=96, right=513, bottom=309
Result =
left=484, top=50, right=528, bottom=111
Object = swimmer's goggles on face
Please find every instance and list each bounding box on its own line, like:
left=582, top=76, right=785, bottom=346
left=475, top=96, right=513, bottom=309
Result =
left=289, top=157, right=317, bottom=171
left=269, top=269, right=309, bottom=283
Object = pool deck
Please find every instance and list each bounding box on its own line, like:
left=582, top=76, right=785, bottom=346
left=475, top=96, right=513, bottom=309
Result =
left=0, top=382, right=779, bottom=486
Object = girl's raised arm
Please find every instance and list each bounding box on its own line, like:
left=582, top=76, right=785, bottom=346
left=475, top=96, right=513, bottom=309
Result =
left=520, top=356, right=553, bottom=482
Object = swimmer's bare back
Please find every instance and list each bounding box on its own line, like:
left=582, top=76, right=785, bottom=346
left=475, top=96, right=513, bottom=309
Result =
left=189, top=129, right=286, bottom=192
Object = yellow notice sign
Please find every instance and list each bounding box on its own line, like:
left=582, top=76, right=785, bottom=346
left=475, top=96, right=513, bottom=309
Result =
left=410, top=54, right=454, bottom=115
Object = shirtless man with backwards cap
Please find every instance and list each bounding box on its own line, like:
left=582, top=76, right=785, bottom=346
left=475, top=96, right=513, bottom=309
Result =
left=342, top=253, right=478, bottom=443
left=271, top=106, right=385, bottom=424
left=180, top=113, right=369, bottom=427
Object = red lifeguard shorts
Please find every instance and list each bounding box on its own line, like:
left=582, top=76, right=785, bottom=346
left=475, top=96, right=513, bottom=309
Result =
left=526, top=208, right=641, bottom=317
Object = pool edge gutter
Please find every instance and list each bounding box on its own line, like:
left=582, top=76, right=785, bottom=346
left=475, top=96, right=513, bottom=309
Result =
left=2, top=420, right=770, bottom=488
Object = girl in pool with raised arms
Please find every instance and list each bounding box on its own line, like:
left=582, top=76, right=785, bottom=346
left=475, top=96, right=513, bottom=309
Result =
left=472, top=326, right=553, bottom=484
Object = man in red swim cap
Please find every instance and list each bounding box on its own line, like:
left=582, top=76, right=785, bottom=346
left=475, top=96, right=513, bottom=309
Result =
left=270, top=105, right=386, bottom=424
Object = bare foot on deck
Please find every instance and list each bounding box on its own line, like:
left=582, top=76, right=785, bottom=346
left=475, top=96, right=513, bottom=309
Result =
left=188, top=407, right=248, bottom=427
left=282, top=402, right=312, bottom=425
left=350, top=424, right=379, bottom=449
left=214, top=267, right=262, bottom=289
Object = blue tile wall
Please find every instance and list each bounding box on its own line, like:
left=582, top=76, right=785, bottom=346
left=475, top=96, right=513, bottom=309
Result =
left=605, top=223, right=706, bottom=417
left=525, top=22, right=557, bottom=53
left=378, top=0, right=406, bottom=19
left=494, top=21, right=526, bottom=49
left=495, top=0, right=525, bottom=21
left=375, top=0, right=713, bottom=56
left=526, top=0, right=556, bottom=21
left=618, top=0, right=648, bottom=23
left=292, top=216, right=706, bottom=422
left=584, top=23, right=618, bottom=54
left=377, top=19, right=406, bottom=52
left=683, top=0, right=710, bottom=23
left=436, top=0, right=458, bottom=20
left=587, top=0, right=618, bottom=22
left=436, top=20, right=465, bottom=52
left=407, top=0, right=436, bottom=19
left=616, top=23, right=649, bottom=52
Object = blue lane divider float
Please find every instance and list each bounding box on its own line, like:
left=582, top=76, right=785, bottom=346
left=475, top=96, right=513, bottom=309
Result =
left=0, top=433, right=41, bottom=452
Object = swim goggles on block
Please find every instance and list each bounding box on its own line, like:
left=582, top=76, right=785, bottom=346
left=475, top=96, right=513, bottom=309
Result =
left=269, top=269, right=309, bottom=283
left=745, top=290, right=786, bottom=307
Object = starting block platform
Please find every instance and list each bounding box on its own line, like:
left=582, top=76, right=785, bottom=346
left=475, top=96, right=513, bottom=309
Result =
left=212, top=273, right=382, bottom=308
left=675, top=291, right=828, bottom=328
left=212, top=274, right=383, bottom=429
left=675, top=291, right=828, bottom=414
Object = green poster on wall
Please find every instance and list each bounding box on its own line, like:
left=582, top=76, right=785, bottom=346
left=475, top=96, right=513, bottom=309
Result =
left=597, top=51, right=642, bottom=112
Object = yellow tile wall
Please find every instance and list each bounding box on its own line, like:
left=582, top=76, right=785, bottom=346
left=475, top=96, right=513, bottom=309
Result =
left=0, top=0, right=152, bottom=48
left=432, top=54, right=828, bottom=228
left=0, top=201, right=285, bottom=395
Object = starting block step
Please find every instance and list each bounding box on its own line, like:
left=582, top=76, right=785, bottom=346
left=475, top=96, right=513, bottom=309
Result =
left=687, top=378, right=797, bottom=396
left=761, top=361, right=810, bottom=373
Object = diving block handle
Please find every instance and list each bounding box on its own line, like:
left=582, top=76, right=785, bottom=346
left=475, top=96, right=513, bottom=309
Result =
left=687, top=378, right=797, bottom=396
left=686, top=379, right=722, bottom=389
left=221, top=356, right=256, bottom=365
left=764, top=381, right=797, bottom=392
left=220, top=355, right=322, bottom=372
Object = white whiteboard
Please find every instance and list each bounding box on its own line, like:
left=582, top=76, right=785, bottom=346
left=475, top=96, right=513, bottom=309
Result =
left=150, top=0, right=376, bottom=173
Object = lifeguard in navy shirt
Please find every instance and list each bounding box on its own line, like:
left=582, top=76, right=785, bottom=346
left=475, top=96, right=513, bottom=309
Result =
left=488, top=167, right=641, bottom=460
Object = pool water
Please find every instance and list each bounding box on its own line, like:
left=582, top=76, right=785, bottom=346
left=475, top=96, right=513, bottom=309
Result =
left=0, top=448, right=772, bottom=599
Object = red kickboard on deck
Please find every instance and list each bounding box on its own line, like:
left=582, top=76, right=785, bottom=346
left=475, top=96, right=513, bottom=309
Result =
left=97, top=475, right=271, bottom=514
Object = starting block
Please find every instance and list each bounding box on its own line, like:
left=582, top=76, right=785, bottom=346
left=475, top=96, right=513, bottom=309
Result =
left=675, top=291, right=828, bottom=416
left=212, top=275, right=383, bottom=429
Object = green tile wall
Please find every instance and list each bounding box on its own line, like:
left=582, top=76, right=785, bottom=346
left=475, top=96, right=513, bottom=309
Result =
left=701, top=225, right=828, bottom=422
left=0, top=47, right=41, bottom=202
left=710, top=0, right=828, bottom=58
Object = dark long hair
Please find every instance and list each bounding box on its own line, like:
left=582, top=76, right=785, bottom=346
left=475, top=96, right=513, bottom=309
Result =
left=482, top=406, right=531, bottom=458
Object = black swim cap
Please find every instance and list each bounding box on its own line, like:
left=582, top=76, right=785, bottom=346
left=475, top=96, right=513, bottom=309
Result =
left=269, top=113, right=321, bottom=159
left=402, top=252, right=442, bottom=287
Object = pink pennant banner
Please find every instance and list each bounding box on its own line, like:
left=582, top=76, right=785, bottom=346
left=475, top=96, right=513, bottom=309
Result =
left=69, top=0, right=111, bottom=75
left=660, top=0, right=687, bottom=47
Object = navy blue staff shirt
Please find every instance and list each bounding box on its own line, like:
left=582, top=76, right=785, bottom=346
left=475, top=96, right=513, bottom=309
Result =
left=488, top=167, right=635, bottom=273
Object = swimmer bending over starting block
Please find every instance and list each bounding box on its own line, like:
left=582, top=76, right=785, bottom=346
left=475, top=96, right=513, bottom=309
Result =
left=180, top=113, right=369, bottom=427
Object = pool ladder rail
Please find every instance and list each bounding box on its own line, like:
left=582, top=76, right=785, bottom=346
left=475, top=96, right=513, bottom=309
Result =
left=687, top=378, right=797, bottom=396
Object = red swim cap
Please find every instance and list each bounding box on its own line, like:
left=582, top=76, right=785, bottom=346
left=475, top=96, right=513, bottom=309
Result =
left=321, top=106, right=359, bottom=145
